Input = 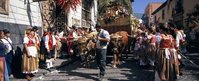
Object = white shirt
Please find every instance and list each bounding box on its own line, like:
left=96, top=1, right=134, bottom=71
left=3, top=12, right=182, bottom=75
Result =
left=1, top=37, right=12, bottom=52
left=23, top=36, right=36, bottom=44
left=176, top=31, right=183, bottom=47
left=59, top=31, right=64, bottom=38
left=73, top=31, right=79, bottom=41
left=96, top=29, right=110, bottom=49
left=44, top=34, right=56, bottom=49
left=156, top=33, right=162, bottom=44
left=23, top=36, right=37, bottom=57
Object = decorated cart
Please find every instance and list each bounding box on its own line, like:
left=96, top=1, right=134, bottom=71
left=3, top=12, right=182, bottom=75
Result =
left=98, top=0, right=140, bottom=54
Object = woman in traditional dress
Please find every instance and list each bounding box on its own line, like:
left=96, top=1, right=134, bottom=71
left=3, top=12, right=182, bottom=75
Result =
left=139, top=32, right=148, bottom=67
left=169, top=29, right=180, bottom=80
left=146, top=28, right=156, bottom=68
left=0, top=30, right=9, bottom=81
left=22, top=28, right=39, bottom=80
left=155, top=27, right=172, bottom=81
left=54, top=31, right=62, bottom=60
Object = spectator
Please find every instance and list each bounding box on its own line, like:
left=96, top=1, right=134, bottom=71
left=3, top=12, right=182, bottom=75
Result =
left=0, top=30, right=9, bottom=81
left=1, top=29, right=14, bottom=77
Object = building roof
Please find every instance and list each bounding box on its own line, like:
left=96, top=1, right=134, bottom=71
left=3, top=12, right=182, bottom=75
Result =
left=152, top=1, right=168, bottom=15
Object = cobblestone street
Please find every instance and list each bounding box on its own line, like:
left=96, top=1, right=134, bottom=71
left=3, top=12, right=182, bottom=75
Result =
left=9, top=53, right=199, bottom=81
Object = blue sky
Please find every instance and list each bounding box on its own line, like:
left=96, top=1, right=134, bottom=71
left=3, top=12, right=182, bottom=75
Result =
left=132, top=0, right=166, bottom=13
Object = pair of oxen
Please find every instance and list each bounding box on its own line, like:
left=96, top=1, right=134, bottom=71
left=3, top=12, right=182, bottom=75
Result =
left=75, top=31, right=129, bottom=68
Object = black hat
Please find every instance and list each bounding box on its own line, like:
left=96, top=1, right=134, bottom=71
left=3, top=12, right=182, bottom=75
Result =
left=72, top=24, right=79, bottom=29
left=32, top=26, right=39, bottom=30
left=3, top=29, right=10, bottom=34
left=95, top=22, right=101, bottom=28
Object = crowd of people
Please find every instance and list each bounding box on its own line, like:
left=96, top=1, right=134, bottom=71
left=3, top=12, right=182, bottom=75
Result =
left=133, top=23, right=186, bottom=81
left=0, top=29, right=14, bottom=81
left=0, top=25, right=92, bottom=81
left=0, top=21, right=188, bottom=81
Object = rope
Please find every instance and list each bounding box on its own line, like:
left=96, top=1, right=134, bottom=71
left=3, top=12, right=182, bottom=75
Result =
left=179, top=52, right=199, bottom=68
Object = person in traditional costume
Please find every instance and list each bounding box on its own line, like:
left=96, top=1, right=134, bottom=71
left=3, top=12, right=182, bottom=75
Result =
left=156, top=28, right=162, bottom=49
left=1, top=29, right=14, bottom=77
left=32, top=26, right=41, bottom=52
left=139, top=32, right=148, bottom=68
left=133, top=30, right=142, bottom=60
left=54, top=31, right=62, bottom=60
left=179, top=29, right=186, bottom=54
left=0, top=30, right=9, bottom=81
left=155, top=27, right=172, bottom=81
left=146, top=28, right=156, bottom=68
left=174, top=27, right=184, bottom=76
left=22, top=28, right=39, bottom=80
left=32, top=26, right=41, bottom=69
left=169, top=29, right=180, bottom=80
left=39, top=30, right=48, bottom=68
left=67, top=25, right=81, bottom=58
left=44, top=28, right=56, bottom=69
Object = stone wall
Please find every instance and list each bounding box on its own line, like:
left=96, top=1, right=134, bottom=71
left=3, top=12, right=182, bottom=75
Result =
left=0, top=0, right=42, bottom=50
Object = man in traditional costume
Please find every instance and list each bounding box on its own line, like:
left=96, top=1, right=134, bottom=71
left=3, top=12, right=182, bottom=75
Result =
left=67, top=25, right=81, bottom=58
left=2, top=29, right=14, bottom=77
left=44, top=28, right=56, bottom=69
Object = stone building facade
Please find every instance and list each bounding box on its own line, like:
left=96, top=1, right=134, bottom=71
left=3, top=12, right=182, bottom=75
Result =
left=0, top=0, right=42, bottom=49
left=41, top=0, right=98, bottom=32
left=152, top=0, right=199, bottom=30
left=143, top=2, right=162, bottom=26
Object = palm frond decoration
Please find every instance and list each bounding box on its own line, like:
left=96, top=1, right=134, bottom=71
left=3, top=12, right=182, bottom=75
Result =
left=56, top=0, right=81, bottom=12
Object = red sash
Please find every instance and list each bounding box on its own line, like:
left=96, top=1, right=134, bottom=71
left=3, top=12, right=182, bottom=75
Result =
left=67, top=32, right=73, bottom=55
left=150, top=35, right=156, bottom=44
left=48, top=34, right=53, bottom=50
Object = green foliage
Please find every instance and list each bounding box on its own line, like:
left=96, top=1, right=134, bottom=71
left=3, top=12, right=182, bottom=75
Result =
left=97, top=0, right=131, bottom=24
left=98, top=0, right=130, bottom=16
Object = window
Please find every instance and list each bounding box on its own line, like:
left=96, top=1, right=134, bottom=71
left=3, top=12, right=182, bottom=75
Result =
left=82, top=0, right=91, bottom=21
left=82, top=0, right=91, bottom=27
left=0, top=0, right=9, bottom=15
left=162, top=10, right=165, bottom=20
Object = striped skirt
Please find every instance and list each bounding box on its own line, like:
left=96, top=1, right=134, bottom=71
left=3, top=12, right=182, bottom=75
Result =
left=0, top=57, right=9, bottom=81
left=155, top=48, right=171, bottom=81
left=169, top=49, right=180, bottom=77
left=146, top=43, right=156, bottom=61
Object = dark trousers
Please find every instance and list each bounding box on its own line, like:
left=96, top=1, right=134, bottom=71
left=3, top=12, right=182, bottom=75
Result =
left=5, top=51, right=13, bottom=75
left=46, top=47, right=55, bottom=59
left=96, top=49, right=107, bottom=76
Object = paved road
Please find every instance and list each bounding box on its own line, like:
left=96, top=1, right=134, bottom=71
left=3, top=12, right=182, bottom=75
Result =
left=10, top=53, right=199, bottom=81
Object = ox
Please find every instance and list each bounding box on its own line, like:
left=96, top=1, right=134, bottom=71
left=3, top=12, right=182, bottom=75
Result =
left=76, top=32, right=98, bottom=67
left=109, top=31, right=129, bottom=68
